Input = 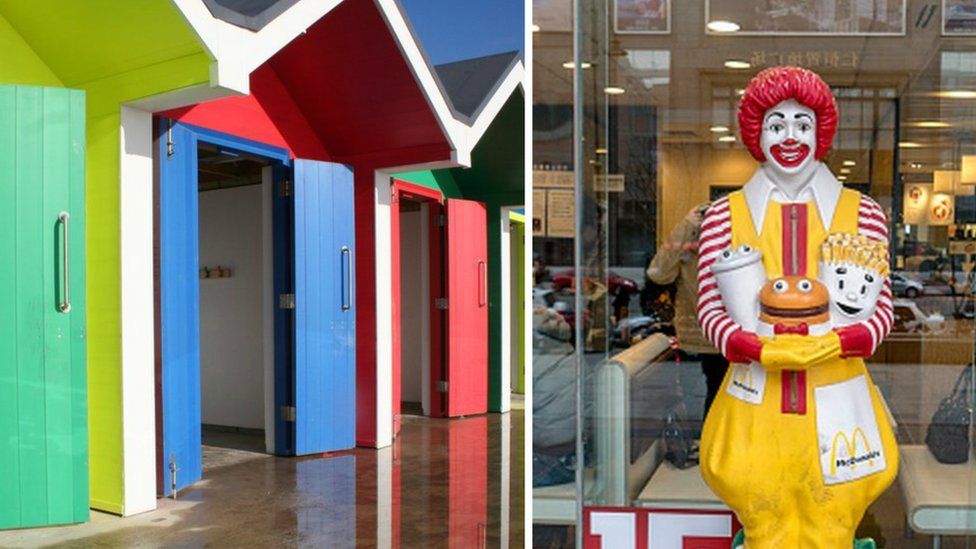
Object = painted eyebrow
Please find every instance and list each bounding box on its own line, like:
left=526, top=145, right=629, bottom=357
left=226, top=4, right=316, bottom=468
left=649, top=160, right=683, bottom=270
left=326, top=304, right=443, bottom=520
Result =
left=794, top=113, right=814, bottom=120
left=765, top=112, right=785, bottom=121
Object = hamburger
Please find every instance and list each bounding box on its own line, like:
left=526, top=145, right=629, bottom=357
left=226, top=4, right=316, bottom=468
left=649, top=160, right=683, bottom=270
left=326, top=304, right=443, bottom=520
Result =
left=759, top=275, right=830, bottom=328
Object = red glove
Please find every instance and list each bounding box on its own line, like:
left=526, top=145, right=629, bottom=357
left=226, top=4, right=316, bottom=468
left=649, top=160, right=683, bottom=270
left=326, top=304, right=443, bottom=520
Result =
left=835, top=324, right=874, bottom=358
left=725, top=329, right=763, bottom=363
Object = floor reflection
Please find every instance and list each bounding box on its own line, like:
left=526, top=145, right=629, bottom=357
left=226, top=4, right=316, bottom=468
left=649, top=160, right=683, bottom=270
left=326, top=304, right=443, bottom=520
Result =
left=0, top=410, right=524, bottom=548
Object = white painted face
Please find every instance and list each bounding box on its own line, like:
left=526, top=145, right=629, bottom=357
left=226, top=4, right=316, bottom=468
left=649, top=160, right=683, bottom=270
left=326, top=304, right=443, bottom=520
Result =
left=760, top=99, right=817, bottom=177
left=820, top=262, right=883, bottom=326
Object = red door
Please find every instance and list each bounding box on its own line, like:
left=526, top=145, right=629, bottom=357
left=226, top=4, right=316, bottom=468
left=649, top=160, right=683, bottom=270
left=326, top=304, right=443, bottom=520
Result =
left=445, top=198, right=489, bottom=417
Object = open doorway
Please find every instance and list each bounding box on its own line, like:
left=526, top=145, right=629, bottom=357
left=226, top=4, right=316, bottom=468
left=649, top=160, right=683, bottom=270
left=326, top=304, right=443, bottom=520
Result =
left=196, top=142, right=274, bottom=460
left=157, top=120, right=357, bottom=496
left=155, top=121, right=292, bottom=497
left=392, top=182, right=446, bottom=430
left=398, top=197, right=431, bottom=417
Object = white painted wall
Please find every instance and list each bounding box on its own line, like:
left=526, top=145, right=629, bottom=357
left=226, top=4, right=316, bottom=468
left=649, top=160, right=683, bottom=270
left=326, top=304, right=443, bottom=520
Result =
left=398, top=205, right=431, bottom=414
left=198, top=184, right=265, bottom=429
left=400, top=208, right=424, bottom=405
left=119, top=106, right=158, bottom=516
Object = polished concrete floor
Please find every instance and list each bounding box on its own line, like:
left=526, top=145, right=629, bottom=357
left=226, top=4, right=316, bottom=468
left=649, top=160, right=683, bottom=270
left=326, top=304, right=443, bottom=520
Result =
left=0, top=408, right=524, bottom=548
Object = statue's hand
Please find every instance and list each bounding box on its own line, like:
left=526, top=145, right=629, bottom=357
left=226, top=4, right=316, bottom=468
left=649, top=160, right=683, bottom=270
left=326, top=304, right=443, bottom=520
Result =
left=759, top=332, right=842, bottom=371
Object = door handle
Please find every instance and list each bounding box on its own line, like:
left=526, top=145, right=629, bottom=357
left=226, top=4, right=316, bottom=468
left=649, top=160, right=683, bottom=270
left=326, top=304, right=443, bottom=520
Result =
left=478, top=260, right=486, bottom=307
left=341, top=246, right=352, bottom=311
left=58, top=211, right=71, bottom=313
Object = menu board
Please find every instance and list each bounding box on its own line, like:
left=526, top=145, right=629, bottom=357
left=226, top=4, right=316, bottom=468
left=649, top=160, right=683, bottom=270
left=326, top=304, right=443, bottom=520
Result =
left=532, top=189, right=547, bottom=236
left=707, top=0, right=905, bottom=35
left=615, top=0, right=670, bottom=34
left=546, top=189, right=576, bottom=238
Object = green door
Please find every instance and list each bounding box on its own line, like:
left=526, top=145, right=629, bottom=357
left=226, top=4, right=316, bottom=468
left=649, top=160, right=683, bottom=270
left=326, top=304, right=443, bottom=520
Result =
left=0, top=85, right=88, bottom=529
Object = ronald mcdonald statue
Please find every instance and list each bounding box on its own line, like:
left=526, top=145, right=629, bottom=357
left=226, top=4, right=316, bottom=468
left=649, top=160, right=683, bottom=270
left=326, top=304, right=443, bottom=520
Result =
left=696, top=66, right=896, bottom=549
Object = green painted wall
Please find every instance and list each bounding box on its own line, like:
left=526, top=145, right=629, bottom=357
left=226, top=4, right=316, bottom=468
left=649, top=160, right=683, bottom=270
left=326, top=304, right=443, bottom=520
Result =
left=395, top=168, right=462, bottom=198
left=396, top=93, right=525, bottom=412
left=0, top=1, right=212, bottom=515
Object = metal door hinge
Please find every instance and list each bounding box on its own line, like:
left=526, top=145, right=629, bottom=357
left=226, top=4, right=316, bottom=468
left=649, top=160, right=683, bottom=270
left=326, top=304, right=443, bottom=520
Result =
left=166, top=123, right=175, bottom=157
left=435, top=297, right=448, bottom=310
left=278, top=180, right=293, bottom=197
left=437, top=381, right=449, bottom=393
left=435, top=214, right=446, bottom=227
left=281, top=406, right=296, bottom=422
left=169, top=454, right=180, bottom=499
left=279, top=293, right=296, bottom=309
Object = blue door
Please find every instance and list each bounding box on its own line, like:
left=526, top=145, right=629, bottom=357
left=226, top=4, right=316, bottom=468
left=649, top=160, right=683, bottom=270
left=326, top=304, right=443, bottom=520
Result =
left=158, top=121, right=202, bottom=495
left=293, top=159, right=356, bottom=455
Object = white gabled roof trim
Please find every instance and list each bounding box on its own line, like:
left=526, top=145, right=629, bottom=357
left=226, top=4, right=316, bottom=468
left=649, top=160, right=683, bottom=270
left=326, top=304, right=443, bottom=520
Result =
left=170, top=0, right=343, bottom=94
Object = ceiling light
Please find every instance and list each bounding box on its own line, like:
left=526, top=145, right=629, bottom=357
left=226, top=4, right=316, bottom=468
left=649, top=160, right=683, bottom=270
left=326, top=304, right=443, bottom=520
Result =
left=531, top=24, right=541, bottom=32
left=842, top=160, right=856, bottom=167
left=562, top=61, right=592, bottom=69
left=707, top=20, right=741, bottom=33
left=913, top=121, right=950, bottom=128
left=604, top=86, right=626, bottom=95
left=709, top=125, right=730, bottom=133
left=724, top=60, right=751, bottom=69
left=939, top=90, right=976, bottom=99
left=840, top=168, right=851, bottom=174
left=735, top=88, right=745, bottom=96
left=595, top=148, right=608, bottom=154
left=899, top=141, right=923, bottom=148
left=838, top=176, right=847, bottom=181
left=719, top=135, right=736, bottom=143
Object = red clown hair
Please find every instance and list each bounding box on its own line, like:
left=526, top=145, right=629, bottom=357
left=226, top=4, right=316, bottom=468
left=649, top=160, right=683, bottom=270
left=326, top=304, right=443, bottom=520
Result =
left=738, top=66, right=838, bottom=162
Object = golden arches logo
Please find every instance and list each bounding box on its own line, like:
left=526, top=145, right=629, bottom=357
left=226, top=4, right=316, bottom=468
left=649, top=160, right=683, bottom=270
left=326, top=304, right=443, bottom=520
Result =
left=731, top=365, right=753, bottom=387
left=829, top=428, right=876, bottom=475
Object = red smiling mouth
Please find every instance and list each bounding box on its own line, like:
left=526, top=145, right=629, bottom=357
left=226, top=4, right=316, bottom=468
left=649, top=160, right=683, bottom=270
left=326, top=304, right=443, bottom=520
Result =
left=770, top=141, right=810, bottom=168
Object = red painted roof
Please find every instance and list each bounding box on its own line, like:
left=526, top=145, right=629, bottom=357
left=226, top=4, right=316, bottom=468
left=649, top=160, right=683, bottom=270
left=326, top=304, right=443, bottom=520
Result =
left=159, top=0, right=452, bottom=164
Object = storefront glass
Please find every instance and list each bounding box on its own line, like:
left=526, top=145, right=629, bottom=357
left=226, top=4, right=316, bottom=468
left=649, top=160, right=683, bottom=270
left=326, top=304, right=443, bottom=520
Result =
left=533, top=1, right=976, bottom=547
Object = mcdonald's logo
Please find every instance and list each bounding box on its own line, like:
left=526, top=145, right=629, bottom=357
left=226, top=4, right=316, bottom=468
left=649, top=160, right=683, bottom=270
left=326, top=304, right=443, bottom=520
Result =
left=829, top=428, right=880, bottom=475
left=730, top=365, right=758, bottom=395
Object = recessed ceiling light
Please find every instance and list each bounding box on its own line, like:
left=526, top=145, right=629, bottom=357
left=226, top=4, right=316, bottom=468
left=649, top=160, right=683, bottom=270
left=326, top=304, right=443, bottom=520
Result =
left=938, top=90, right=976, bottom=99
left=595, top=148, right=608, bottom=154
left=842, top=160, right=856, bottom=166
left=531, top=24, right=541, bottom=32
left=710, top=125, right=730, bottom=133
left=604, top=86, right=626, bottom=95
left=840, top=168, right=851, bottom=174
left=838, top=175, right=848, bottom=181
left=912, top=120, right=950, bottom=128
left=899, top=141, right=923, bottom=148
left=724, top=60, right=751, bottom=69
left=562, top=61, right=593, bottom=69
left=718, top=135, right=736, bottom=143
left=707, top=20, right=741, bottom=33
left=735, top=89, right=745, bottom=96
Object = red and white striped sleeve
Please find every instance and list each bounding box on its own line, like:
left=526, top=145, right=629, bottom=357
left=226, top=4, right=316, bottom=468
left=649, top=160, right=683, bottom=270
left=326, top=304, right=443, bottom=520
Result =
left=856, top=195, right=894, bottom=353
left=696, top=197, right=740, bottom=356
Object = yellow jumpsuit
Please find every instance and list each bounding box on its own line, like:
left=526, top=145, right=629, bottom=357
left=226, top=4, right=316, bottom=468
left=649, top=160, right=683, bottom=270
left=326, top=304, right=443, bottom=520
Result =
left=700, top=189, right=897, bottom=548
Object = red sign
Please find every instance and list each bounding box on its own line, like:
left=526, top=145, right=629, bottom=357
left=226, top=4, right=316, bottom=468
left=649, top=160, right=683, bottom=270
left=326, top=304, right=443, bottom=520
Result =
left=583, top=507, right=740, bottom=549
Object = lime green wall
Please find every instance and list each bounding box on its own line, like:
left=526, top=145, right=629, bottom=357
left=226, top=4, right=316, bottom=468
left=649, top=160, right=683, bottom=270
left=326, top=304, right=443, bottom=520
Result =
left=0, top=1, right=212, bottom=515
left=0, top=13, right=61, bottom=87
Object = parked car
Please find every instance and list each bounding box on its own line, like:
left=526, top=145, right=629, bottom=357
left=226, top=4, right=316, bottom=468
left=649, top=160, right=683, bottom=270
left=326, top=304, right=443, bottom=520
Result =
left=551, top=269, right=639, bottom=295
left=891, top=299, right=947, bottom=334
left=891, top=272, right=924, bottom=298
